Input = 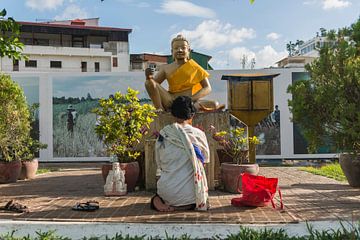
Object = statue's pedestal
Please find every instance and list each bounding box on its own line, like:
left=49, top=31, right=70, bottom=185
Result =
left=144, top=111, right=230, bottom=190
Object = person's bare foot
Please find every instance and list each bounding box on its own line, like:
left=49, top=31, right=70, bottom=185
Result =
left=151, top=195, right=174, bottom=212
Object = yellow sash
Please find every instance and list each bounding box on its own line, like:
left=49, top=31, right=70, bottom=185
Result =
left=168, top=59, right=210, bottom=95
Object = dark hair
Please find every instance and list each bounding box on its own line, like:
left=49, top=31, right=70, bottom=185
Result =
left=171, top=96, right=196, bottom=120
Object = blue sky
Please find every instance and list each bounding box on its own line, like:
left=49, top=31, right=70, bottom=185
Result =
left=1, top=0, right=359, bottom=69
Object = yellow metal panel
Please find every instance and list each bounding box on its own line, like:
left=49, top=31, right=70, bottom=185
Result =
left=230, top=110, right=272, bottom=126
left=231, top=82, right=250, bottom=110
left=253, top=81, right=270, bottom=110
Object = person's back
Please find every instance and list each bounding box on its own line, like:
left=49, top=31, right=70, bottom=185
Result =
left=152, top=96, right=210, bottom=212
left=156, top=124, right=197, bottom=206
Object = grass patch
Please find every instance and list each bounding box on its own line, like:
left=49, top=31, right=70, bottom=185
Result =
left=2, top=223, right=360, bottom=239
left=300, top=163, right=346, bottom=181
left=36, top=168, right=60, bottom=174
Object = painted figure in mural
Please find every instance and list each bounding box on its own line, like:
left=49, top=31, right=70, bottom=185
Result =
left=273, top=105, right=280, bottom=127
left=66, top=105, right=77, bottom=133
left=144, top=34, right=224, bottom=111
left=151, top=96, right=210, bottom=212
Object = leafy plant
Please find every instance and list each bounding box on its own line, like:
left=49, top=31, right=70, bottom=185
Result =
left=0, top=9, right=27, bottom=61
left=93, top=88, right=156, bottom=162
left=210, top=126, right=260, bottom=165
left=288, top=18, right=360, bottom=154
left=0, top=73, right=31, bottom=162
left=21, top=104, right=47, bottom=161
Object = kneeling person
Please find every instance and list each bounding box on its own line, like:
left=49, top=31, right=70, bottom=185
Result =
left=151, top=96, right=210, bottom=211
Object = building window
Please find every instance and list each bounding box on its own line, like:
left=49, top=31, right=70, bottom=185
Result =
left=132, top=62, right=142, bottom=70
left=34, top=39, right=49, bottom=46
left=73, top=36, right=84, bottom=48
left=25, top=60, right=37, bottom=68
left=113, top=57, right=118, bottom=67
left=50, top=61, right=62, bottom=68
left=81, top=62, right=87, bottom=72
left=148, top=63, right=157, bottom=69
left=95, top=62, right=100, bottom=72
left=13, top=60, right=19, bottom=71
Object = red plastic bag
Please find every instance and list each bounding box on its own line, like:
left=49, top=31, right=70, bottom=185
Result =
left=231, top=173, right=283, bottom=209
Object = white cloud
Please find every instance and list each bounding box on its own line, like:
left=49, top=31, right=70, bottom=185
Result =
left=211, top=45, right=287, bottom=69
left=116, top=0, right=150, bottom=8
left=256, top=45, right=287, bottom=68
left=157, top=0, right=216, bottom=18
left=303, top=0, right=351, bottom=10
left=322, top=0, right=351, bottom=10
left=135, top=2, right=150, bottom=8
left=266, top=32, right=281, bottom=41
left=26, top=0, right=64, bottom=11
left=177, top=20, right=255, bottom=50
left=54, top=4, right=89, bottom=20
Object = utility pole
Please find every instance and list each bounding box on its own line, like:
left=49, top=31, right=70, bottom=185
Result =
left=250, top=58, right=256, bottom=69
left=241, top=54, right=248, bottom=69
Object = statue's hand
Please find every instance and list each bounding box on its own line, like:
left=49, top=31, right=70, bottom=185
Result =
left=145, top=67, right=155, bottom=80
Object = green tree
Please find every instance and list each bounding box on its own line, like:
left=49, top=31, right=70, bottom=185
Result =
left=93, top=88, right=157, bottom=162
left=0, top=9, right=26, bottom=61
left=287, top=18, right=360, bottom=154
left=0, top=74, right=31, bottom=161
left=286, top=40, right=304, bottom=56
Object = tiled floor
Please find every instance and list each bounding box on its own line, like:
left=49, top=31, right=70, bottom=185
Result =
left=0, top=166, right=359, bottom=224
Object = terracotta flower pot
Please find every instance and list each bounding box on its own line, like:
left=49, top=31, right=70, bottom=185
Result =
left=0, top=160, right=22, bottom=184
left=102, top=161, right=140, bottom=192
left=18, top=158, right=39, bottom=180
left=221, top=162, right=259, bottom=193
left=339, top=153, right=360, bottom=188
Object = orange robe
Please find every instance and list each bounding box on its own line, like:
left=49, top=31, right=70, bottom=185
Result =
left=168, top=59, right=210, bottom=95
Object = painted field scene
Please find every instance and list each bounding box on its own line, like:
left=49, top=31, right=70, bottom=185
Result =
left=53, top=96, right=104, bottom=157
left=52, top=73, right=149, bottom=158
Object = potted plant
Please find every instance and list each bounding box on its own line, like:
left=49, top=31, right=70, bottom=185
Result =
left=19, top=138, right=47, bottom=180
left=18, top=104, right=47, bottom=180
left=211, top=126, right=260, bottom=193
left=288, top=18, right=360, bottom=187
left=93, top=87, right=156, bottom=191
left=0, top=73, right=31, bottom=183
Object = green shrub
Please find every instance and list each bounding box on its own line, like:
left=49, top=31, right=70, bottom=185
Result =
left=0, top=73, right=31, bottom=162
left=93, top=88, right=156, bottom=162
left=287, top=18, right=360, bottom=154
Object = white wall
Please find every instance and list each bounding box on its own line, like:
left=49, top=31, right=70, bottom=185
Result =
left=1, top=55, right=111, bottom=72
left=9, top=70, right=337, bottom=162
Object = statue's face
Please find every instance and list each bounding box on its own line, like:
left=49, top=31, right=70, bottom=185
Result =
left=172, top=40, right=190, bottom=61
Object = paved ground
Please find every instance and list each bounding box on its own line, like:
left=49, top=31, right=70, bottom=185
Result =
left=0, top=166, right=359, bottom=224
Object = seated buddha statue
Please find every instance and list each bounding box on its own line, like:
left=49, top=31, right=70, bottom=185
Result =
left=144, top=34, right=224, bottom=112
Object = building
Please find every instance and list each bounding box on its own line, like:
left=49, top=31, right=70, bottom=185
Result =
left=130, top=53, right=168, bottom=71
left=0, top=18, right=132, bottom=72
left=167, top=51, right=213, bottom=70
left=276, top=56, right=315, bottom=68
left=129, top=50, right=213, bottom=71
left=298, top=36, right=328, bottom=57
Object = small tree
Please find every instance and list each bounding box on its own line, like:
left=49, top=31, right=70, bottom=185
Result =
left=93, top=88, right=156, bottom=162
left=287, top=18, right=360, bottom=154
left=0, top=74, right=31, bottom=161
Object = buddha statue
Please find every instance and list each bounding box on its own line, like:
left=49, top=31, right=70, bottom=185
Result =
left=145, top=34, right=224, bottom=112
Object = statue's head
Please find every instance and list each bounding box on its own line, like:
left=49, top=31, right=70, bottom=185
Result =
left=171, top=34, right=190, bottom=61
